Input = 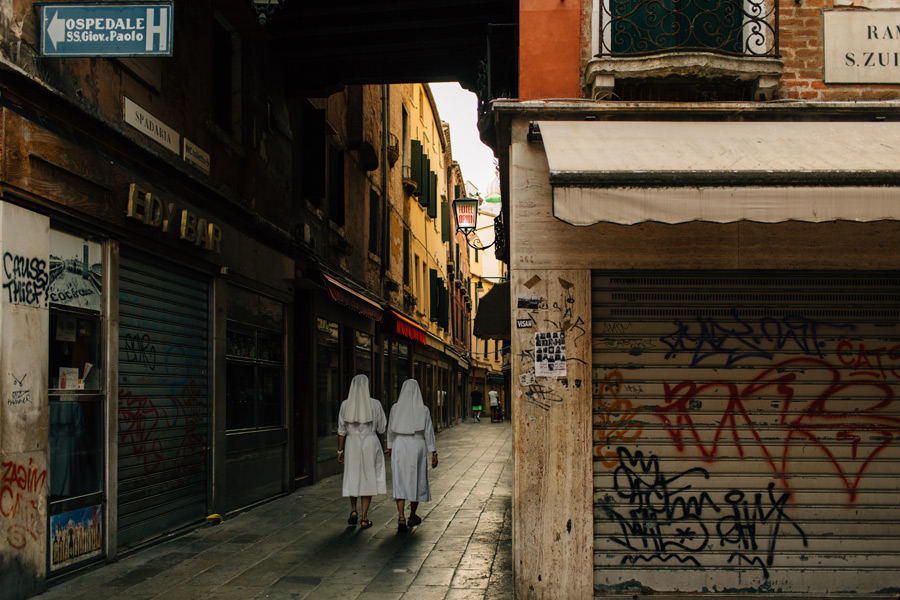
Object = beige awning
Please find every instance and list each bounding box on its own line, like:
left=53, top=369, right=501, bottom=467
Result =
left=537, top=120, right=900, bottom=226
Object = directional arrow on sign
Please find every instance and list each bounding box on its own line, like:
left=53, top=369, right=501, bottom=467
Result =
left=46, top=11, right=65, bottom=49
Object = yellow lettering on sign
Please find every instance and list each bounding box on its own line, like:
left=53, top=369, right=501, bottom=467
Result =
left=180, top=210, right=197, bottom=242
left=208, top=224, right=222, bottom=253
left=127, top=184, right=151, bottom=223
left=195, top=217, right=209, bottom=248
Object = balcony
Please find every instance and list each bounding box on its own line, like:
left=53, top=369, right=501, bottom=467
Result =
left=401, top=164, right=417, bottom=195
left=584, top=0, right=782, bottom=101
left=387, top=132, right=400, bottom=166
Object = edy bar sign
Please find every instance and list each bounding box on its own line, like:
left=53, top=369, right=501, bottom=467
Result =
left=41, top=3, right=173, bottom=57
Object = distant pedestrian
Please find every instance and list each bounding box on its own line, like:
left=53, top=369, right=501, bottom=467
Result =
left=471, top=387, right=484, bottom=422
left=337, top=374, right=386, bottom=529
left=489, top=389, right=500, bottom=422
left=387, top=379, right=438, bottom=532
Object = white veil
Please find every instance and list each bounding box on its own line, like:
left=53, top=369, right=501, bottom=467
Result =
left=344, top=374, right=374, bottom=424
left=389, top=379, right=426, bottom=434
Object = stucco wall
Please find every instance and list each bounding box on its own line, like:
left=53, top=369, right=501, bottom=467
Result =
left=0, top=201, right=50, bottom=600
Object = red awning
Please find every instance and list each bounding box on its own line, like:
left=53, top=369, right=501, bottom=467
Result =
left=323, top=274, right=383, bottom=321
left=390, top=309, right=427, bottom=345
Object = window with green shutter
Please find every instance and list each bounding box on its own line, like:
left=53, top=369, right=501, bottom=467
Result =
left=428, top=172, right=438, bottom=219
left=441, top=201, right=450, bottom=242
left=429, top=269, right=439, bottom=321
left=419, top=157, right=431, bottom=208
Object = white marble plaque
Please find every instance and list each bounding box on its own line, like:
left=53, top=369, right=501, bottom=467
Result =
left=825, top=10, right=900, bottom=83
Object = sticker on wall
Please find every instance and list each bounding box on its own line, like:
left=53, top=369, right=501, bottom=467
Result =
left=534, top=331, right=566, bottom=378
left=518, top=295, right=545, bottom=310
left=519, top=372, right=536, bottom=386
left=516, top=318, right=534, bottom=329
left=49, top=230, right=102, bottom=311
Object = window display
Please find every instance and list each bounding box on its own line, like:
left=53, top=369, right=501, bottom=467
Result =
left=225, top=286, right=285, bottom=430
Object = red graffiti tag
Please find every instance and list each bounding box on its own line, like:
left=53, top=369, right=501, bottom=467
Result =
left=1, top=458, right=47, bottom=549
left=654, top=357, right=900, bottom=502
left=118, top=388, right=165, bottom=474
left=118, top=382, right=207, bottom=488
left=836, top=340, right=900, bottom=380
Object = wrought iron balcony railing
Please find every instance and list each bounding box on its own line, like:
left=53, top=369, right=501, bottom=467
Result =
left=599, top=0, right=778, bottom=57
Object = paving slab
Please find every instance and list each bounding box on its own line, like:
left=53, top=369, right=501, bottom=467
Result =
left=34, top=421, right=512, bottom=600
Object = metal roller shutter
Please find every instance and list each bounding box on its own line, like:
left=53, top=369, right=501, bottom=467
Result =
left=117, top=255, right=210, bottom=548
left=592, top=271, right=900, bottom=596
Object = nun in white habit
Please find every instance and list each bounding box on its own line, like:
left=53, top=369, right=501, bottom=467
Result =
left=337, top=374, right=387, bottom=529
left=386, top=378, right=438, bottom=531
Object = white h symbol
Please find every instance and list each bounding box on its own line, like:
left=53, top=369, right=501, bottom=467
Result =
left=145, top=7, right=168, bottom=52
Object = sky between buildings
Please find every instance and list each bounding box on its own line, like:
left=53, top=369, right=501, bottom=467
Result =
left=430, top=82, right=498, bottom=198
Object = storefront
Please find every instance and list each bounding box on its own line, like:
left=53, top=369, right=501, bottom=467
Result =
left=223, top=284, right=290, bottom=513
left=0, top=102, right=294, bottom=587
left=117, top=250, right=211, bottom=547
left=495, top=109, right=900, bottom=598
left=47, top=228, right=108, bottom=574
left=383, top=309, right=426, bottom=407
left=305, top=271, right=382, bottom=481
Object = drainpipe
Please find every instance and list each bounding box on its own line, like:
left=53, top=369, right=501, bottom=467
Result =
left=381, top=84, right=389, bottom=277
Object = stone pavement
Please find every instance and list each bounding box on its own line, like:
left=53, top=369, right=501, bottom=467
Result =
left=35, top=421, right=512, bottom=600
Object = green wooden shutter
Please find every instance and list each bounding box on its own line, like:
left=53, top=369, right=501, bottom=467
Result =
left=428, top=172, right=438, bottom=219
left=438, top=281, right=449, bottom=330
left=420, top=158, right=431, bottom=208
left=410, top=140, right=422, bottom=195
left=429, top=269, right=439, bottom=321
left=441, top=201, right=450, bottom=242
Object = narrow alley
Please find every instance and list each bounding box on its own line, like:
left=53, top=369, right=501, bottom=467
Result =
left=35, top=422, right=512, bottom=600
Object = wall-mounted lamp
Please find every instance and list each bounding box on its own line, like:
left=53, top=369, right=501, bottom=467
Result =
left=252, top=0, right=284, bottom=25
left=452, top=196, right=496, bottom=251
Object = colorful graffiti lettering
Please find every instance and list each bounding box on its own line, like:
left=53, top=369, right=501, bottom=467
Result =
left=594, top=371, right=644, bottom=468
left=2, top=252, right=48, bottom=306
left=602, top=447, right=806, bottom=578
left=123, top=333, right=157, bottom=370
left=836, top=340, right=900, bottom=380
left=118, top=381, right=206, bottom=486
left=654, top=357, right=900, bottom=501
left=1, top=458, right=47, bottom=549
left=659, top=309, right=854, bottom=367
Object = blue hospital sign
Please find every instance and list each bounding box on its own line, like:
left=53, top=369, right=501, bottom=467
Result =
left=41, top=3, right=173, bottom=57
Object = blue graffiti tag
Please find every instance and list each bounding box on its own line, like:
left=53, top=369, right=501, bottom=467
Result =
left=659, top=309, right=855, bottom=367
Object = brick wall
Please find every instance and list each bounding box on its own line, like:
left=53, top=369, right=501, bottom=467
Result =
left=779, top=0, right=900, bottom=100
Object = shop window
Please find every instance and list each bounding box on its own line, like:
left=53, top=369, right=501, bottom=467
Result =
left=49, top=312, right=104, bottom=502
left=47, top=230, right=105, bottom=572
left=316, top=318, right=340, bottom=462
left=226, top=286, right=285, bottom=430
left=356, top=331, right=373, bottom=378
left=389, top=340, right=410, bottom=405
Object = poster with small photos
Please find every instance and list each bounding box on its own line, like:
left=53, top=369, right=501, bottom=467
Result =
left=534, top=331, right=566, bottom=378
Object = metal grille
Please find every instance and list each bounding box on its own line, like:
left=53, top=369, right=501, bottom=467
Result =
left=117, top=255, right=210, bottom=548
left=592, top=271, right=900, bottom=596
left=598, top=0, right=778, bottom=57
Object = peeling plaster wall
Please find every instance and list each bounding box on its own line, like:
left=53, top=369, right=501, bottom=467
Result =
left=0, top=201, right=50, bottom=600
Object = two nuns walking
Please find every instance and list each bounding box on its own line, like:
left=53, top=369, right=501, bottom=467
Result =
left=337, top=375, right=438, bottom=532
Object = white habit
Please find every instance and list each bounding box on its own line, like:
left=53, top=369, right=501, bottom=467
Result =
left=338, top=396, right=387, bottom=497
left=387, top=379, right=437, bottom=503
